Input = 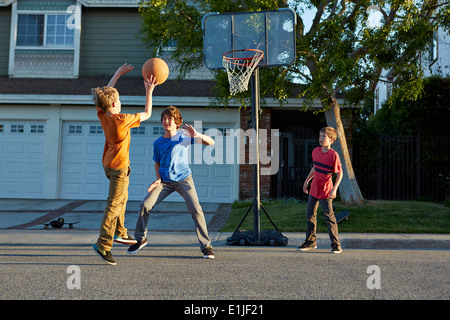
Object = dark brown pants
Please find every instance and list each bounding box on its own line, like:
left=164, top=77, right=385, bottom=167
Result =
left=305, top=195, right=340, bottom=246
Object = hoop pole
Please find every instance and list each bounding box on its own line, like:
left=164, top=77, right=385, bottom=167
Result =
left=251, top=67, right=261, bottom=245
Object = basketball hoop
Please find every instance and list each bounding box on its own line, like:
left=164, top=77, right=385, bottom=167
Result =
left=222, top=49, right=264, bottom=95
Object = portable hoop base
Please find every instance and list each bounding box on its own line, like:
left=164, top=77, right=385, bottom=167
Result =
left=227, top=230, right=288, bottom=246
left=226, top=202, right=288, bottom=246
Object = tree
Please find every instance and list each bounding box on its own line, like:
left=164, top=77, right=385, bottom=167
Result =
left=138, top=0, right=450, bottom=205
left=370, top=76, right=450, bottom=136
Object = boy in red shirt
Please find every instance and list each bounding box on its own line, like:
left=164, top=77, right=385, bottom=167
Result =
left=91, top=63, right=158, bottom=265
left=299, top=127, right=343, bottom=253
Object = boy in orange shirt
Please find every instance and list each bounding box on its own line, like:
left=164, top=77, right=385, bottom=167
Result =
left=91, top=63, right=158, bottom=265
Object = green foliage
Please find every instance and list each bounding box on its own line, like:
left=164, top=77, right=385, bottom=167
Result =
left=138, top=0, right=205, bottom=77
left=138, top=0, right=289, bottom=102
left=138, top=1, right=450, bottom=205
left=351, top=76, right=450, bottom=204
left=138, top=0, right=450, bottom=109
left=370, top=76, right=450, bottom=136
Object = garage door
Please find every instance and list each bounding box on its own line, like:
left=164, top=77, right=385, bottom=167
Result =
left=0, top=121, right=47, bottom=199
left=60, top=122, right=236, bottom=203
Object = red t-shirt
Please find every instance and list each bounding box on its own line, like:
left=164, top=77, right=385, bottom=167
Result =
left=309, top=147, right=342, bottom=199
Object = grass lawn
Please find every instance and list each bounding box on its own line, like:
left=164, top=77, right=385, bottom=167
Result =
left=220, top=199, right=450, bottom=234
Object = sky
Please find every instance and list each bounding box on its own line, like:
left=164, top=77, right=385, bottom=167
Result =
left=296, top=3, right=384, bottom=32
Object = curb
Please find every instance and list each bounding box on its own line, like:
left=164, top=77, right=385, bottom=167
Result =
left=0, top=229, right=450, bottom=250
left=0, top=230, right=449, bottom=250
left=217, top=232, right=450, bottom=250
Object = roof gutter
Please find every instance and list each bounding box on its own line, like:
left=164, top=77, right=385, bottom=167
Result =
left=0, top=94, right=328, bottom=109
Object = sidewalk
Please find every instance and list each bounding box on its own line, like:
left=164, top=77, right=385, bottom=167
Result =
left=0, top=199, right=449, bottom=249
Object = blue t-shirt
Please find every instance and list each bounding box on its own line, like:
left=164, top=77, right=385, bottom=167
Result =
left=153, top=132, right=195, bottom=182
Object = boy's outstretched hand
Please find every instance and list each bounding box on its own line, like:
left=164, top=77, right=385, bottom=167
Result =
left=107, top=63, right=134, bottom=87
left=182, top=124, right=198, bottom=138
left=182, top=124, right=215, bottom=146
left=144, top=74, right=159, bottom=93
left=116, top=63, right=134, bottom=76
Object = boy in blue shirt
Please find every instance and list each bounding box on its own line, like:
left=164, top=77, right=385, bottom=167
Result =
left=128, top=106, right=216, bottom=258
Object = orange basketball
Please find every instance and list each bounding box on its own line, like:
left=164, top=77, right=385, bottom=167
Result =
left=141, top=58, right=169, bottom=85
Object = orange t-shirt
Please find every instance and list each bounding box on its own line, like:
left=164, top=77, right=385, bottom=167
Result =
left=97, top=107, right=141, bottom=169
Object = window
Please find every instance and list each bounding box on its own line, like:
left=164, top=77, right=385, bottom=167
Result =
left=387, top=78, right=393, bottom=99
left=10, top=3, right=81, bottom=78
left=132, top=127, right=146, bottom=135
left=17, top=15, right=44, bottom=46
left=17, top=14, right=74, bottom=47
left=375, top=88, right=380, bottom=113
left=68, top=125, right=83, bottom=135
left=153, top=127, right=165, bottom=136
left=0, top=124, right=4, bottom=133
left=46, top=14, right=74, bottom=46
left=30, top=124, right=45, bottom=134
left=429, top=31, right=438, bottom=64
left=11, top=124, right=25, bottom=133
left=203, top=127, right=229, bottom=136
left=89, top=125, right=103, bottom=135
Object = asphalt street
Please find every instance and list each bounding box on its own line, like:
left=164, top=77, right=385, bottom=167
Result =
left=0, top=199, right=449, bottom=308
left=0, top=237, right=448, bottom=301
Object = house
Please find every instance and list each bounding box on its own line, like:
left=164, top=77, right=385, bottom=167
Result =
left=374, top=26, right=450, bottom=114
left=0, top=0, right=342, bottom=204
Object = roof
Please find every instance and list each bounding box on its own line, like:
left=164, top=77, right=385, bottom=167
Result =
left=0, top=0, right=141, bottom=7
left=0, top=76, right=340, bottom=108
left=0, top=76, right=217, bottom=97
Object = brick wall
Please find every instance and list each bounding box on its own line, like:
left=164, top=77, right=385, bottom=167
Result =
left=239, top=107, right=272, bottom=199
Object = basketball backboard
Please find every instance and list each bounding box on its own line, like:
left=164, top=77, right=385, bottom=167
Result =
left=202, top=8, right=297, bottom=70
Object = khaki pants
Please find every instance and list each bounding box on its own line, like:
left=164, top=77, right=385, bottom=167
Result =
left=96, top=166, right=130, bottom=252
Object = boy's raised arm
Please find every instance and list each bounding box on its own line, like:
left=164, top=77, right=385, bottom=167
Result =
left=107, top=63, right=134, bottom=87
left=140, top=75, right=158, bottom=122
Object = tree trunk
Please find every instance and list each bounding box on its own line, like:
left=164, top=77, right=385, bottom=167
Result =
left=323, top=97, right=364, bottom=205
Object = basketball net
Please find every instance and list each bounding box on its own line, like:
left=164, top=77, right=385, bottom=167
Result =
left=222, top=49, right=264, bottom=95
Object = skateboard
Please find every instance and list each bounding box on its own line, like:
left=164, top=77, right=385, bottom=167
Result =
left=43, top=218, right=80, bottom=229
left=335, top=210, right=350, bottom=224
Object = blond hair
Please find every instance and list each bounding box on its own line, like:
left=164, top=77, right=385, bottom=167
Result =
left=91, top=86, right=119, bottom=112
left=320, top=127, right=338, bottom=143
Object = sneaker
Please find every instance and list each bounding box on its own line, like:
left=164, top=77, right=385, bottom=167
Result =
left=202, top=246, right=215, bottom=259
left=297, top=241, right=317, bottom=251
left=93, top=244, right=116, bottom=266
left=127, top=238, right=148, bottom=254
left=330, top=244, right=342, bottom=254
left=114, top=234, right=138, bottom=245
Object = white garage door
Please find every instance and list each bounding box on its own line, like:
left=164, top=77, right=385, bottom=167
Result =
left=60, top=121, right=236, bottom=203
left=0, top=121, right=47, bottom=199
